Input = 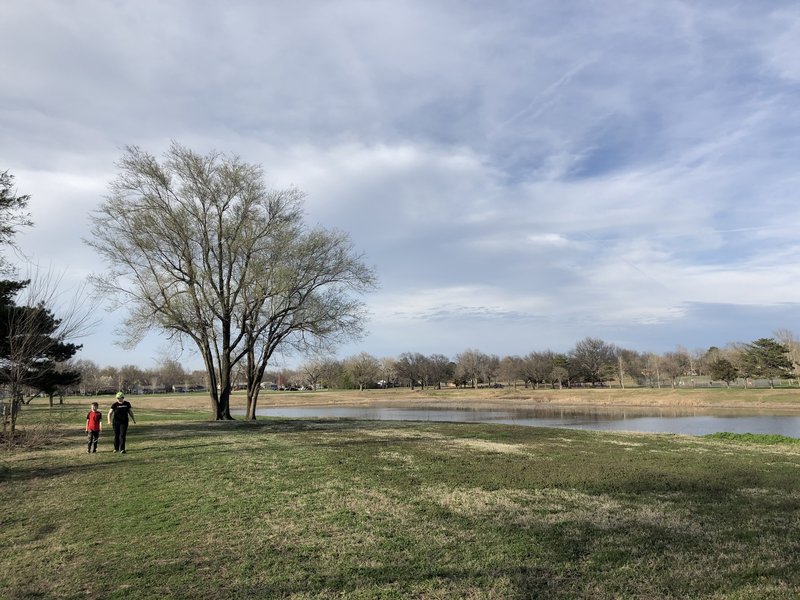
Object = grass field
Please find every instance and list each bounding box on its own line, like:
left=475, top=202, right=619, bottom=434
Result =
left=2, top=390, right=800, bottom=598
left=73, top=385, right=800, bottom=412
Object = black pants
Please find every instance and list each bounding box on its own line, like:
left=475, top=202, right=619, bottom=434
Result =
left=87, top=430, right=99, bottom=452
left=113, top=420, right=129, bottom=452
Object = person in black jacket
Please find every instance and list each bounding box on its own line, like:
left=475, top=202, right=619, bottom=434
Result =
left=108, top=392, right=136, bottom=453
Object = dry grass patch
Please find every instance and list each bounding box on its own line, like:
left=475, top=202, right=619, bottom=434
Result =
left=446, top=438, right=532, bottom=455
left=422, top=484, right=702, bottom=535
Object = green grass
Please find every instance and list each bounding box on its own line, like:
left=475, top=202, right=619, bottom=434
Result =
left=705, top=432, right=800, bottom=445
left=2, top=404, right=800, bottom=598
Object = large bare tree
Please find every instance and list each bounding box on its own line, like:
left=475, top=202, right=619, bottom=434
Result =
left=87, top=143, right=376, bottom=420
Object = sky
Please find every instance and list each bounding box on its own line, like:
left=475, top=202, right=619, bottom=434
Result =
left=2, top=1, right=800, bottom=371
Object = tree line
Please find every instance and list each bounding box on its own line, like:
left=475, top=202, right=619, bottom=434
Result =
left=288, top=335, right=798, bottom=391
left=58, top=332, right=800, bottom=397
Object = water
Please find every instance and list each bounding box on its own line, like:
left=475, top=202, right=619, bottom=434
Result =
left=245, top=405, right=800, bottom=436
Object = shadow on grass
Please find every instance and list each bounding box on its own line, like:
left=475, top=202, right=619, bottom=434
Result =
left=0, top=418, right=419, bottom=483
left=132, top=417, right=421, bottom=440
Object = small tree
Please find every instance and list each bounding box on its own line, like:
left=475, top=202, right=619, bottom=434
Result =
left=345, top=352, right=380, bottom=391
left=708, top=357, right=738, bottom=387
left=1, top=275, right=90, bottom=436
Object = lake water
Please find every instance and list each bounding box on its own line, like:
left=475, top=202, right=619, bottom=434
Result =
left=248, top=405, right=800, bottom=437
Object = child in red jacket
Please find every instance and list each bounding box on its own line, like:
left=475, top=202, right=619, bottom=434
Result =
left=86, top=402, right=102, bottom=453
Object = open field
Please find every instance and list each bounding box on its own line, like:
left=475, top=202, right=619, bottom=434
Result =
left=2, top=395, right=800, bottom=599
left=83, top=385, right=800, bottom=413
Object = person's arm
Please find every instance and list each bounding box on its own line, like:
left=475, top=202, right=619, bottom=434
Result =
left=86, top=416, right=90, bottom=433
left=129, top=408, right=136, bottom=424
left=107, top=408, right=113, bottom=425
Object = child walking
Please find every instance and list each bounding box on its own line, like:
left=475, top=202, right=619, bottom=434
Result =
left=86, top=402, right=102, bottom=453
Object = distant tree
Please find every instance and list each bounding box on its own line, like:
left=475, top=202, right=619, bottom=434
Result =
left=523, top=351, right=554, bottom=389
left=498, top=355, right=523, bottom=388
left=318, top=358, right=344, bottom=389
left=616, top=348, right=644, bottom=389
left=73, top=359, right=101, bottom=395
left=570, top=337, right=617, bottom=384
left=300, top=356, right=327, bottom=390
left=377, top=357, right=398, bottom=388
left=551, top=354, right=571, bottom=388
left=642, top=353, right=662, bottom=388
left=480, top=354, right=501, bottom=387
left=740, top=338, right=794, bottom=388
left=0, top=170, right=32, bottom=274
left=345, top=352, right=380, bottom=390
left=708, top=357, right=738, bottom=387
left=118, top=364, right=145, bottom=393
left=424, top=354, right=453, bottom=389
left=187, top=369, right=209, bottom=390
left=395, top=352, right=426, bottom=389
left=661, top=349, right=690, bottom=388
left=454, top=349, right=487, bottom=388
left=30, top=363, right=81, bottom=406
left=159, top=358, right=186, bottom=392
left=773, top=328, right=800, bottom=379
left=100, top=366, right=119, bottom=391
left=550, top=365, right=569, bottom=389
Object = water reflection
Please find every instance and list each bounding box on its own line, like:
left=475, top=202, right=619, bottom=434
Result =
left=247, top=405, right=800, bottom=436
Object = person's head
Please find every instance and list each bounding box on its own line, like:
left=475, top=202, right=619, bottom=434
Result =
left=91, top=401, right=99, bottom=410
left=115, top=392, right=125, bottom=401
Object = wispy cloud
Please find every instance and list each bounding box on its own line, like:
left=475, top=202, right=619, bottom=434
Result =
left=3, top=0, right=800, bottom=365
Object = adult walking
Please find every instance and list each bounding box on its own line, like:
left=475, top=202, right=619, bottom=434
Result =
left=108, top=392, right=136, bottom=453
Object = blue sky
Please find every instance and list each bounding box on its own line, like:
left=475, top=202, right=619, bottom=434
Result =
left=2, top=1, right=800, bottom=370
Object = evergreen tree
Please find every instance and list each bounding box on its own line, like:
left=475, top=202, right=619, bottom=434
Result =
left=1, top=281, right=82, bottom=430
left=740, top=338, right=794, bottom=388
left=708, top=357, right=738, bottom=387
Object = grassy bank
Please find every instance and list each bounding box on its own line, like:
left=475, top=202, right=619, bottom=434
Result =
left=2, top=402, right=800, bottom=598
left=47, top=385, right=800, bottom=414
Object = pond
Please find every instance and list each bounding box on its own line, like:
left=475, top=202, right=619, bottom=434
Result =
left=245, top=405, right=800, bottom=437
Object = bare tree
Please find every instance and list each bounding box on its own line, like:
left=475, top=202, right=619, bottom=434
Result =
left=643, top=353, right=662, bottom=388
left=523, top=351, right=554, bottom=389
left=87, top=144, right=375, bottom=420
left=498, top=355, right=523, bottom=388
left=378, top=357, right=398, bottom=388
left=454, top=348, right=487, bottom=388
left=661, top=348, right=690, bottom=388
left=300, top=356, right=327, bottom=390
left=424, top=354, right=453, bottom=389
left=345, top=352, right=380, bottom=390
left=395, top=352, right=426, bottom=389
left=73, top=359, right=101, bottom=395
left=570, top=337, right=617, bottom=385
left=158, top=358, right=186, bottom=392
left=240, top=226, right=376, bottom=418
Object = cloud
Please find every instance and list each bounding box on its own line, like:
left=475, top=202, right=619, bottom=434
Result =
left=3, top=1, right=800, bottom=368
